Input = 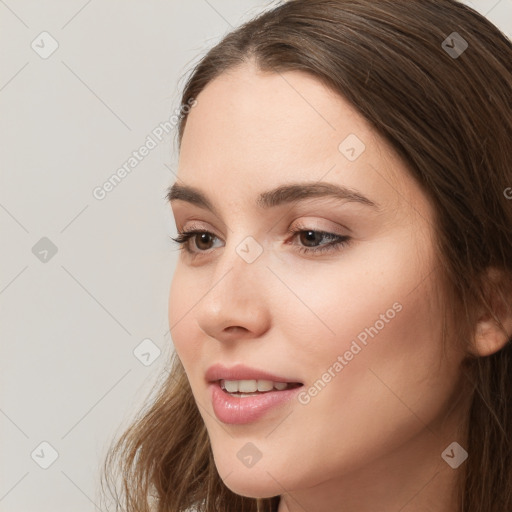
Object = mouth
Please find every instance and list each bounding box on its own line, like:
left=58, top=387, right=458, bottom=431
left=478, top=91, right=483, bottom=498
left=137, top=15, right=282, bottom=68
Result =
left=205, top=364, right=304, bottom=423
left=209, top=378, right=304, bottom=424
left=218, top=379, right=303, bottom=397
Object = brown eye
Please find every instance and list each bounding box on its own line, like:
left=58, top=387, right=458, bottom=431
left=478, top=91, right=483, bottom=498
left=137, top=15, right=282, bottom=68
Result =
left=287, top=228, right=352, bottom=255
left=170, top=230, right=221, bottom=255
left=298, top=230, right=334, bottom=247
left=193, top=232, right=216, bottom=251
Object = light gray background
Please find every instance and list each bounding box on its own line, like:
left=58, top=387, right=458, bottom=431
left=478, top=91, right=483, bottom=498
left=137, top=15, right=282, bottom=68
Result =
left=1, top=1, right=511, bottom=511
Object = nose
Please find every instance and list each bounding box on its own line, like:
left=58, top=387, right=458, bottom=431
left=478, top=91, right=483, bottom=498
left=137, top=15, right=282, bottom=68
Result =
left=194, top=242, right=272, bottom=343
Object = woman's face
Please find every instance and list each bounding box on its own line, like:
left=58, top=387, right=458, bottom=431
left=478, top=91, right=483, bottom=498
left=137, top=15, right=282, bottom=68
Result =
left=168, top=62, right=468, bottom=508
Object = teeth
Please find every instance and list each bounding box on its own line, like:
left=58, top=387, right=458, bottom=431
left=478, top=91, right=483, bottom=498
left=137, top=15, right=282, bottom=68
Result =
left=224, top=380, right=239, bottom=393
left=239, top=379, right=257, bottom=393
left=220, top=379, right=293, bottom=393
left=257, top=380, right=274, bottom=392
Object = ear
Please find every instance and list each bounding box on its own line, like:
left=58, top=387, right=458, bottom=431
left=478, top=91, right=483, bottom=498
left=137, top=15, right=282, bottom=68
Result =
left=471, top=267, right=512, bottom=357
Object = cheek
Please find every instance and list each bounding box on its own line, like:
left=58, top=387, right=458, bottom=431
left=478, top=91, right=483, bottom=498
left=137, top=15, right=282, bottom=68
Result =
left=168, top=265, right=200, bottom=361
left=168, top=267, right=212, bottom=415
left=266, top=237, right=454, bottom=458
left=284, top=290, right=450, bottom=484
left=267, top=239, right=423, bottom=370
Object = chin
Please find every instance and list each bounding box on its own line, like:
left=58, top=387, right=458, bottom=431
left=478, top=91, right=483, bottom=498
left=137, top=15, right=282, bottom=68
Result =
left=213, top=452, right=286, bottom=498
left=221, top=472, right=282, bottom=499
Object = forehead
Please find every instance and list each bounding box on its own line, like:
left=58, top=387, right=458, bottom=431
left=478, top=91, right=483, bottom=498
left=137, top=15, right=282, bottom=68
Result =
left=177, top=61, right=430, bottom=219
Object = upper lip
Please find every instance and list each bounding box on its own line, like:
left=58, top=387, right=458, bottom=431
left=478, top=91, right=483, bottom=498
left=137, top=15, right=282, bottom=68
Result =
left=205, top=363, right=302, bottom=384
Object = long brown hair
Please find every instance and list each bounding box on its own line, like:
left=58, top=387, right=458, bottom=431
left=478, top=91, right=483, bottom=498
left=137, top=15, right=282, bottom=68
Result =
left=102, top=1, right=512, bottom=510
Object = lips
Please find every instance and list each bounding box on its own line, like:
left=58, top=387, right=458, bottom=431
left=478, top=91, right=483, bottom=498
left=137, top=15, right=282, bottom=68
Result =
left=205, top=364, right=304, bottom=424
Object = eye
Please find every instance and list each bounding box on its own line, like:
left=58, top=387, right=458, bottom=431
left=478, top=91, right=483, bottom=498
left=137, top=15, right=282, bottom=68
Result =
left=286, top=228, right=352, bottom=255
left=170, top=229, right=220, bottom=253
left=170, top=227, right=352, bottom=257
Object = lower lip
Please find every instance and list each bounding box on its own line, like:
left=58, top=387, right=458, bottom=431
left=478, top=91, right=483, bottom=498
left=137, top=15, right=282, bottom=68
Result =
left=209, top=382, right=303, bottom=424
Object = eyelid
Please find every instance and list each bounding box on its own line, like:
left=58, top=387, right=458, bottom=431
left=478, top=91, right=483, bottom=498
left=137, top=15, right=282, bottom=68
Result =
left=178, top=220, right=220, bottom=235
left=289, top=218, right=349, bottom=236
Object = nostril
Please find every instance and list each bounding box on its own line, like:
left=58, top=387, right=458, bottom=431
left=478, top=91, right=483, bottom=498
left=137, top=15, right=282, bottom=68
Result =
left=225, top=326, right=247, bottom=333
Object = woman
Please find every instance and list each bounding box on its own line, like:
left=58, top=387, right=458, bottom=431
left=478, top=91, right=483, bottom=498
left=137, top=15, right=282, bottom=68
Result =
left=103, top=1, right=512, bottom=510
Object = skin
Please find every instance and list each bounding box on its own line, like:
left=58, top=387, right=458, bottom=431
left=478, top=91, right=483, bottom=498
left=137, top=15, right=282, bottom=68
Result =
left=168, top=61, right=475, bottom=512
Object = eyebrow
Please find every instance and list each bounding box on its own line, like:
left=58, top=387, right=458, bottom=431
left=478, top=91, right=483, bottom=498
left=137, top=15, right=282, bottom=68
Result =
left=166, top=181, right=380, bottom=215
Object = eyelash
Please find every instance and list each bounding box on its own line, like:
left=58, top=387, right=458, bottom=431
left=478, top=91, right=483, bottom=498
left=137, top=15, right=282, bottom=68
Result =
left=170, top=227, right=351, bottom=257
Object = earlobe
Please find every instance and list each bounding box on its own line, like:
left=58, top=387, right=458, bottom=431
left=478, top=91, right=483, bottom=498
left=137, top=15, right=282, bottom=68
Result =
left=471, top=267, right=512, bottom=358
left=473, top=314, right=511, bottom=357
